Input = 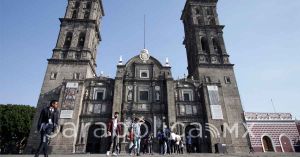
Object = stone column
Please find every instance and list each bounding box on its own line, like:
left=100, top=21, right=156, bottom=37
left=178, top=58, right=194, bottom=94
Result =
left=113, top=66, right=125, bottom=117
left=166, top=78, right=176, bottom=127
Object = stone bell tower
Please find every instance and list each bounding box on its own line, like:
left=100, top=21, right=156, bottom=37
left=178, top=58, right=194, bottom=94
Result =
left=25, top=0, right=104, bottom=153
left=181, top=0, right=249, bottom=153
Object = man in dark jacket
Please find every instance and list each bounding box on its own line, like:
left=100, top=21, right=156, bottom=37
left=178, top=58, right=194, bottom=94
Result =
left=35, top=100, right=59, bottom=157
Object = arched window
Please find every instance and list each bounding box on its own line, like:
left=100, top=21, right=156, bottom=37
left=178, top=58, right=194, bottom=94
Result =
left=262, top=136, right=275, bottom=152
left=206, top=7, right=213, bottom=15
left=212, top=38, right=222, bottom=54
left=197, top=17, right=204, bottom=25
left=209, top=18, right=216, bottom=25
left=195, top=8, right=201, bottom=15
left=84, top=11, right=90, bottom=19
left=72, top=1, right=80, bottom=18
left=74, top=1, right=80, bottom=9
left=72, top=10, right=77, bottom=19
left=62, top=51, right=68, bottom=59
left=280, top=135, right=294, bottom=152
left=200, top=37, right=210, bottom=54
left=75, top=52, right=81, bottom=60
left=86, top=2, right=92, bottom=9
left=64, top=32, right=73, bottom=48
left=77, top=33, right=85, bottom=48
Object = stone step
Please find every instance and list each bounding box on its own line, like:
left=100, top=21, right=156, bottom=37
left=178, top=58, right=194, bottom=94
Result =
left=2, top=153, right=300, bottom=157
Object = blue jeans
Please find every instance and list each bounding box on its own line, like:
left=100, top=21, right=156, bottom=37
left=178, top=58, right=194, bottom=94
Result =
left=134, top=137, right=141, bottom=154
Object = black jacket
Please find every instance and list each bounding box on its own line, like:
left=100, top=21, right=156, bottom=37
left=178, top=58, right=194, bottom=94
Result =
left=37, top=106, right=59, bottom=131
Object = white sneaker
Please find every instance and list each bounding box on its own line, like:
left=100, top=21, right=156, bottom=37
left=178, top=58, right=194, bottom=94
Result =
left=112, top=152, right=117, bottom=156
left=106, top=151, right=110, bottom=156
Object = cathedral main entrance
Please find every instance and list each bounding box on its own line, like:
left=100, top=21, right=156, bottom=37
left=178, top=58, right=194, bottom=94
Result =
left=185, top=125, right=201, bottom=153
left=86, top=124, right=106, bottom=154
left=139, top=120, right=153, bottom=154
left=141, top=120, right=152, bottom=138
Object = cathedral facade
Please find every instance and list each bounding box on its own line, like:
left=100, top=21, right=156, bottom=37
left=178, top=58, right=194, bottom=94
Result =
left=26, top=0, right=249, bottom=154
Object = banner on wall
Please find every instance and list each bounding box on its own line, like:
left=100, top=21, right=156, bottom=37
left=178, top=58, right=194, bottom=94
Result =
left=60, top=110, right=74, bottom=119
left=210, top=105, right=224, bottom=120
left=60, top=82, right=78, bottom=119
left=207, top=85, right=223, bottom=120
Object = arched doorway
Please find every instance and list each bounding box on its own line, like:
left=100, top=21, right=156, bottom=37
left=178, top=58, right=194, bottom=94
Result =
left=140, top=120, right=152, bottom=138
left=185, top=125, right=200, bottom=153
left=86, top=124, right=105, bottom=154
left=280, top=135, right=294, bottom=152
left=262, top=136, right=275, bottom=152
left=140, top=121, right=152, bottom=154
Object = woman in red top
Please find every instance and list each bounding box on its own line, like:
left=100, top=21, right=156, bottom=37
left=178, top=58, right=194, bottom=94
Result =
left=127, top=125, right=135, bottom=155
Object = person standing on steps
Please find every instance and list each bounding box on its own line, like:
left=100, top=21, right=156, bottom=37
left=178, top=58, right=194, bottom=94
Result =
left=35, top=100, right=59, bottom=157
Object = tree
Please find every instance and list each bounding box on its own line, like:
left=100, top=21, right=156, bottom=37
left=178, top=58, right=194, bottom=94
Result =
left=0, top=104, right=36, bottom=154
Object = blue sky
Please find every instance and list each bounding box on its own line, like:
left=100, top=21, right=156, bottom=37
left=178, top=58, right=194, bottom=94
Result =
left=0, top=0, right=299, bottom=119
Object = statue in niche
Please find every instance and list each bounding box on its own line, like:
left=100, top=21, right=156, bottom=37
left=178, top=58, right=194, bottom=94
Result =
left=154, top=86, right=160, bottom=101
left=155, top=91, right=160, bottom=101
left=84, top=89, right=89, bottom=100
left=127, top=86, right=133, bottom=102
left=127, top=91, right=133, bottom=101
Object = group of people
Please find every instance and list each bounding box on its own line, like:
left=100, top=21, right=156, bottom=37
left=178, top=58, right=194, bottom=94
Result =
left=139, top=135, right=154, bottom=155
left=106, top=112, right=151, bottom=156
left=157, top=129, right=185, bottom=155
left=128, top=127, right=155, bottom=156
left=34, top=102, right=189, bottom=157
left=106, top=112, right=188, bottom=156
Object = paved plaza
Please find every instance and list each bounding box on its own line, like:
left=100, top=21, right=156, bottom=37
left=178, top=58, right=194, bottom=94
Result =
left=2, top=153, right=300, bottom=157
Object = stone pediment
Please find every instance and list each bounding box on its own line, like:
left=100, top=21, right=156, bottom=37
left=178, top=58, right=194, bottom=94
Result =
left=125, top=55, right=164, bottom=69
